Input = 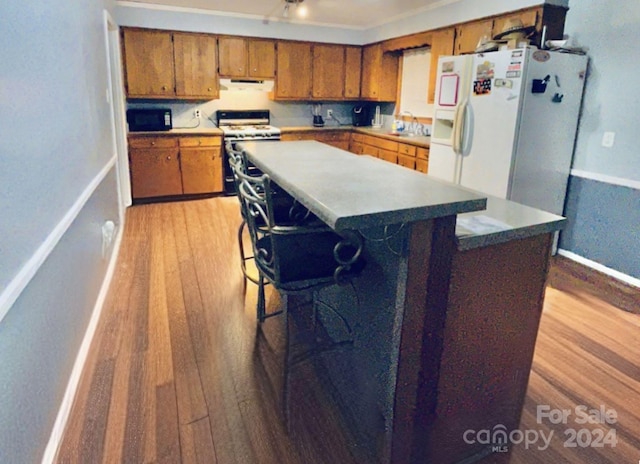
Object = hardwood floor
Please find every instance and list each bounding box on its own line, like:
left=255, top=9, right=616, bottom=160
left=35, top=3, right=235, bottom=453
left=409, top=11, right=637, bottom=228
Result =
left=56, top=197, right=640, bottom=464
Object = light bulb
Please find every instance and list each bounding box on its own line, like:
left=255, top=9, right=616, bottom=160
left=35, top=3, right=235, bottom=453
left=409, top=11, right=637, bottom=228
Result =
left=297, top=4, right=308, bottom=18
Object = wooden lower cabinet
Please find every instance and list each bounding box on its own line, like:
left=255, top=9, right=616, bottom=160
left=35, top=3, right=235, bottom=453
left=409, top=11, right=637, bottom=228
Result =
left=416, top=146, right=429, bottom=173
left=350, top=131, right=429, bottom=174
left=128, top=135, right=223, bottom=199
left=179, top=136, right=223, bottom=194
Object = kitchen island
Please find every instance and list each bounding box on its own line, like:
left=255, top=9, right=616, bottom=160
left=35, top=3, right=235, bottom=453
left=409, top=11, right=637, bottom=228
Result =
left=239, top=140, right=564, bottom=464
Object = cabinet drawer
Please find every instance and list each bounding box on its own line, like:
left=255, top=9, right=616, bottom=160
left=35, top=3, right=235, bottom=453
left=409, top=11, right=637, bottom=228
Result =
left=373, top=137, right=399, bottom=152
left=398, top=143, right=416, bottom=157
left=351, top=133, right=365, bottom=143
left=416, top=147, right=429, bottom=160
left=179, top=136, right=221, bottom=147
left=128, top=136, right=178, bottom=149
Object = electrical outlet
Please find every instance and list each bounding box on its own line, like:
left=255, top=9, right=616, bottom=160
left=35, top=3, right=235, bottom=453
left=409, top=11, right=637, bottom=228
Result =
left=194, top=109, right=201, bottom=119
left=602, top=131, right=615, bottom=148
left=327, top=109, right=333, bottom=118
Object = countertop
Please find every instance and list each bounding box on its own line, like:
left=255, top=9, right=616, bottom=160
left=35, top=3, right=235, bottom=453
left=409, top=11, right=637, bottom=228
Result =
left=239, top=140, right=485, bottom=231
left=239, top=140, right=565, bottom=247
left=455, top=195, right=565, bottom=251
left=128, top=127, right=223, bottom=136
left=281, top=125, right=431, bottom=148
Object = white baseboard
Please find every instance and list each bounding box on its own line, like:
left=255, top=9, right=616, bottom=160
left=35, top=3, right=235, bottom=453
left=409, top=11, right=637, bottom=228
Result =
left=40, top=210, right=125, bottom=464
left=557, top=248, right=640, bottom=289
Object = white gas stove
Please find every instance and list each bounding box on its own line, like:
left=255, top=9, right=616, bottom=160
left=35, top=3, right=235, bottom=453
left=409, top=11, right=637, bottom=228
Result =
left=217, top=110, right=281, bottom=140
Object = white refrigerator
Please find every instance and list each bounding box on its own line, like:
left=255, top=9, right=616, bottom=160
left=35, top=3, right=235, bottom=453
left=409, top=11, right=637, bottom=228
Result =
left=429, top=48, right=588, bottom=215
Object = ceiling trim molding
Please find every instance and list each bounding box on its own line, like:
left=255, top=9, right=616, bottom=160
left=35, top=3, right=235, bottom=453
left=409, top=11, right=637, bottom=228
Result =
left=116, top=1, right=366, bottom=30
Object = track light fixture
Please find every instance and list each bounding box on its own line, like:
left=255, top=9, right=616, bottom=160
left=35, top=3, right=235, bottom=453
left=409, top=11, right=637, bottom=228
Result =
left=283, top=0, right=306, bottom=18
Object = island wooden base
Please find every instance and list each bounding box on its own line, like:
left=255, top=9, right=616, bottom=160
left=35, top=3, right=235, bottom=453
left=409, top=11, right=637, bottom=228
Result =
left=392, top=231, right=553, bottom=463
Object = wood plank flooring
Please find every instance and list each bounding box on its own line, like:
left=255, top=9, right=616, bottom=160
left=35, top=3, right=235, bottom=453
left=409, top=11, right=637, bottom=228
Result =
left=56, top=197, right=640, bottom=464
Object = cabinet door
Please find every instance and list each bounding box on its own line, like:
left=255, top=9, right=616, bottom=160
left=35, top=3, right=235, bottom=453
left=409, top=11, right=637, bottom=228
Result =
left=350, top=141, right=364, bottom=155
left=174, top=33, right=219, bottom=99
left=427, top=28, right=455, bottom=104
left=129, top=147, right=182, bottom=198
left=275, top=42, right=313, bottom=99
left=180, top=147, right=223, bottom=194
left=361, top=43, right=398, bottom=102
left=378, top=148, right=398, bottom=164
left=397, top=154, right=416, bottom=169
left=312, top=44, right=345, bottom=100
left=218, top=37, right=247, bottom=77
left=344, top=46, right=362, bottom=99
left=415, top=158, right=429, bottom=173
left=248, top=40, right=276, bottom=78
left=455, top=19, right=493, bottom=55
left=123, top=29, right=175, bottom=98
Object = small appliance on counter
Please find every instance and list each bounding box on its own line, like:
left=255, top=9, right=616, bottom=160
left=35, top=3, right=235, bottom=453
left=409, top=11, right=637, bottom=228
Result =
left=312, top=103, right=325, bottom=127
left=352, top=105, right=369, bottom=126
left=126, top=108, right=172, bottom=132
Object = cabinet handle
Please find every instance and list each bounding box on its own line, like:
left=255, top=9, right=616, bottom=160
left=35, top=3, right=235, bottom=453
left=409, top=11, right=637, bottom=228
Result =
left=151, top=141, right=156, bottom=146
left=208, top=87, right=212, bottom=91
left=162, top=85, right=167, bottom=91
left=166, top=156, right=171, bottom=160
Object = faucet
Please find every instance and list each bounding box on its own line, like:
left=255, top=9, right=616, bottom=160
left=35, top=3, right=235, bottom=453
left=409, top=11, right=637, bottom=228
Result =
left=400, top=111, right=422, bottom=136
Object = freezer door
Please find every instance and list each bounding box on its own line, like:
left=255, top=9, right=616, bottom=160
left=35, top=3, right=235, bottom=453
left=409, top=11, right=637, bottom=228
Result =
left=429, top=55, right=472, bottom=182
left=509, top=52, right=588, bottom=215
left=431, top=55, right=472, bottom=146
left=458, top=49, right=527, bottom=198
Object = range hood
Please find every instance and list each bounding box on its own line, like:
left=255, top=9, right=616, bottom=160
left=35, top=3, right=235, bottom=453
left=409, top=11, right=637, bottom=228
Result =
left=219, top=79, right=274, bottom=92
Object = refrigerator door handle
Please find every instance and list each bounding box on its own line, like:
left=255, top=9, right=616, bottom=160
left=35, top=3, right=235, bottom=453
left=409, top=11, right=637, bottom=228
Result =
left=460, top=101, right=474, bottom=157
left=452, top=100, right=465, bottom=155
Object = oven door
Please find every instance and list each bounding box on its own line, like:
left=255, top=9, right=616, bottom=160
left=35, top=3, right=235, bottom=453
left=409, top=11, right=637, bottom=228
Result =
left=223, top=140, right=277, bottom=195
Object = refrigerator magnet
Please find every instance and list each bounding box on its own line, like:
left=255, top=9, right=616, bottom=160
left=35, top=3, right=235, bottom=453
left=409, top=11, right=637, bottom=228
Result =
left=476, top=61, right=495, bottom=79
left=473, top=79, right=492, bottom=96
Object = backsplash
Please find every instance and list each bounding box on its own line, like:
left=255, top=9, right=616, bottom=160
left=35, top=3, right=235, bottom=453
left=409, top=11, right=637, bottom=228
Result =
left=126, top=91, right=396, bottom=129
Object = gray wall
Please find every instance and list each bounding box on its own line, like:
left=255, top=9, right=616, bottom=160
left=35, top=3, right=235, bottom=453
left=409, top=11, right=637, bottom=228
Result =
left=558, top=1, right=640, bottom=279
left=0, top=0, right=120, bottom=462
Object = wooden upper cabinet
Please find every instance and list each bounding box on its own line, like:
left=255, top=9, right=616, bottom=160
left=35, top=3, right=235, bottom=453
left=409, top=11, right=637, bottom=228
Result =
left=219, top=37, right=276, bottom=79
left=455, top=19, right=493, bottom=55
left=174, top=33, right=219, bottom=99
left=360, top=43, right=399, bottom=102
left=312, top=44, right=345, bottom=100
left=274, top=41, right=312, bottom=100
left=123, top=28, right=175, bottom=98
left=247, top=40, right=276, bottom=78
left=218, top=37, right=247, bottom=77
left=427, top=27, right=455, bottom=104
left=493, top=8, right=539, bottom=39
left=344, top=46, right=362, bottom=99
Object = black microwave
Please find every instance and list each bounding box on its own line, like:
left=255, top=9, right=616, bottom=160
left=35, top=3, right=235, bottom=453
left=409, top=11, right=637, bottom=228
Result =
left=126, top=108, right=172, bottom=132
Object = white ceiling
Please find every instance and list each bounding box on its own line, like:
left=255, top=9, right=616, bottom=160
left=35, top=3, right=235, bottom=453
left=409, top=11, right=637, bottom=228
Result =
left=123, top=0, right=449, bottom=29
